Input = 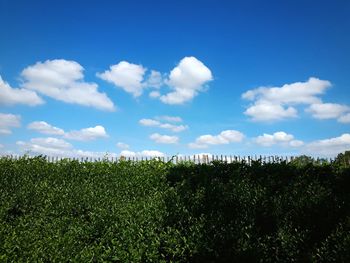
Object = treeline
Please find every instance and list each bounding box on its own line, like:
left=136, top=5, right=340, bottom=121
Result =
left=0, top=153, right=349, bottom=262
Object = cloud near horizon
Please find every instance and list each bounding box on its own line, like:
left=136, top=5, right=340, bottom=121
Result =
left=254, top=131, right=304, bottom=147
left=28, top=121, right=108, bottom=141
left=189, top=130, right=245, bottom=149
left=242, top=77, right=332, bottom=122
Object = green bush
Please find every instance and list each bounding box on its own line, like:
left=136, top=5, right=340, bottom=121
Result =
left=0, top=155, right=349, bottom=262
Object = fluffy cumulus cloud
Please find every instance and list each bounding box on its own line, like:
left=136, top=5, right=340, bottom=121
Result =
left=21, top=59, right=115, bottom=111
left=27, top=121, right=64, bottom=135
left=0, top=75, right=43, bottom=106
left=120, top=150, right=165, bottom=158
left=255, top=131, right=304, bottom=147
left=306, top=103, right=350, bottom=122
left=160, top=57, right=213, bottom=104
left=64, top=125, right=108, bottom=141
left=189, top=130, right=244, bottom=149
left=27, top=121, right=108, bottom=141
left=0, top=113, right=21, bottom=135
left=97, top=61, right=147, bottom=97
left=116, top=142, right=130, bottom=149
left=304, top=134, right=350, bottom=156
left=97, top=56, right=212, bottom=104
left=242, top=77, right=332, bottom=122
left=139, top=118, right=188, bottom=132
left=16, top=137, right=117, bottom=158
left=150, top=133, right=179, bottom=144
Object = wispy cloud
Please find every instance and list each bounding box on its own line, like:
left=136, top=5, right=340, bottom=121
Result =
left=28, top=121, right=108, bottom=141
left=139, top=117, right=188, bottom=132
left=0, top=113, right=21, bottom=135
left=150, top=133, right=179, bottom=144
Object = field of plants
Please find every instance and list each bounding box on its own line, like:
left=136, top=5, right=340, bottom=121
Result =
left=0, top=153, right=349, bottom=262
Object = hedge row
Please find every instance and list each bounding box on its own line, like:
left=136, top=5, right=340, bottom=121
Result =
left=0, top=155, right=349, bottom=262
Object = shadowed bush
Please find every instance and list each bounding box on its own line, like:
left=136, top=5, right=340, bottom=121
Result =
left=0, top=155, right=349, bottom=262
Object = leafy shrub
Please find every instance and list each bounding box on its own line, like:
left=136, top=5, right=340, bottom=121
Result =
left=0, top=156, right=349, bottom=262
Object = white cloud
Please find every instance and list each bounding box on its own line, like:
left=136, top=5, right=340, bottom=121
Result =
left=338, top=113, right=350, bottom=123
left=0, top=75, right=43, bottom=106
left=149, top=90, right=161, bottom=98
left=244, top=102, right=298, bottom=122
left=74, top=150, right=117, bottom=159
left=160, top=56, right=213, bottom=104
left=156, top=115, right=182, bottom=122
left=116, top=142, right=130, bottom=149
left=139, top=118, right=188, bottom=132
left=242, top=77, right=330, bottom=105
left=159, top=123, right=188, bottom=132
left=0, top=113, right=21, bottom=135
left=97, top=61, right=146, bottom=97
left=64, top=125, right=108, bottom=141
left=188, top=142, right=209, bottom=149
left=144, top=70, right=163, bottom=88
left=189, top=130, right=244, bottom=149
left=306, top=103, right=350, bottom=121
left=119, top=150, right=136, bottom=157
left=150, top=133, right=179, bottom=144
left=242, top=77, right=331, bottom=122
left=255, top=131, right=303, bottom=147
left=21, top=59, right=115, bottom=111
left=97, top=57, right=212, bottom=104
left=16, top=137, right=117, bottom=158
left=304, top=134, right=350, bottom=156
left=139, top=118, right=161, bottom=126
left=27, top=121, right=108, bottom=141
left=289, top=140, right=304, bottom=147
left=17, top=137, right=73, bottom=156
left=140, top=150, right=165, bottom=157
left=120, top=150, right=165, bottom=158
left=27, top=121, right=64, bottom=135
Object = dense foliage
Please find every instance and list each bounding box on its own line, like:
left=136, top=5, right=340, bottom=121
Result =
left=0, top=155, right=349, bottom=262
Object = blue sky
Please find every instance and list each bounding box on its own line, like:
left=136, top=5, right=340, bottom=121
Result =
left=0, top=0, right=349, bottom=158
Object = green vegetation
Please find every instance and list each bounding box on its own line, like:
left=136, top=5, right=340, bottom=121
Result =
left=0, top=153, right=349, bottom=262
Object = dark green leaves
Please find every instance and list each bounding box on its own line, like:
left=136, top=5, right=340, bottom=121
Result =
left=0, top=157, right=349, bottom=262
